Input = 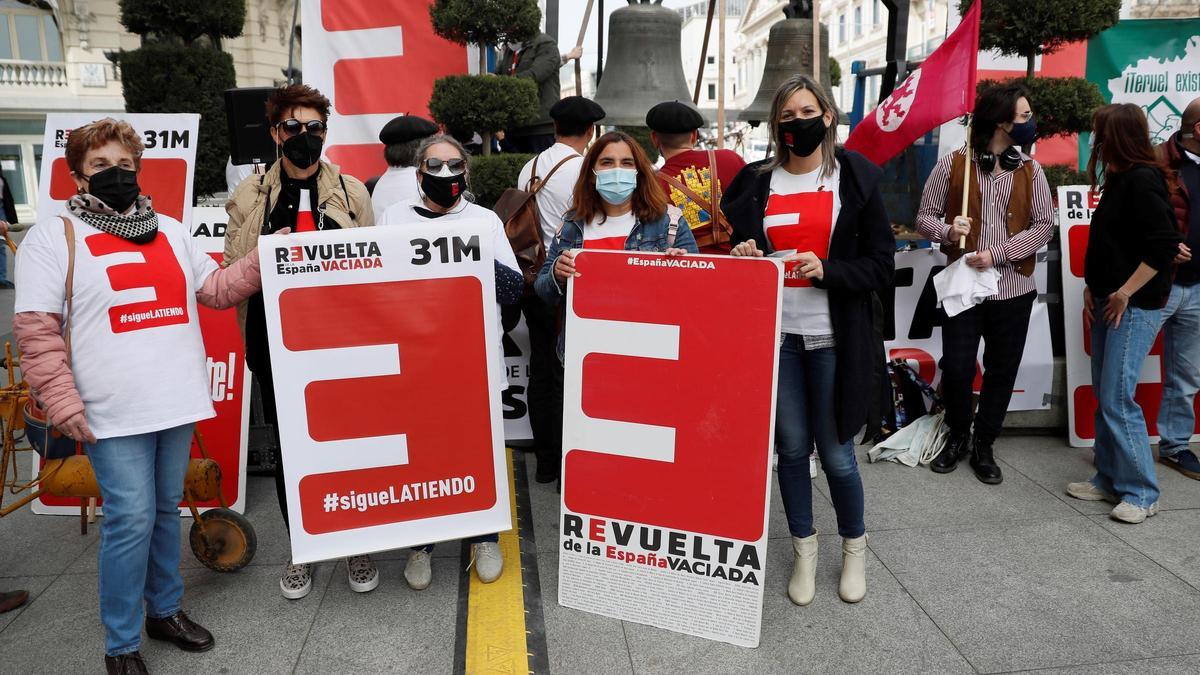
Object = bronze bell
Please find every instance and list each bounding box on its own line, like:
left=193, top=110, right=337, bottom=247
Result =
left=593, top=0, right=701, bottom=127
left=739, top=1, right=831, bottom=126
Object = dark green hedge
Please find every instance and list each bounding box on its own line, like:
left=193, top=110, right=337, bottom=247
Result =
left=119, top=0, right=246, bottom=44
left=469, top=153, right=534, bottom=210
left=978, top=76, right=1106, bottom=139
left=430, top=75, right=539, bottom=139
left=429, top=0, right=541, bottom=46
left=118, top=44, right=236, bottom=197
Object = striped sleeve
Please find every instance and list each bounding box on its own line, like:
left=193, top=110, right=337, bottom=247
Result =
left=991, top=162, right=1054, bottom=264
left=915, top=154, right=953, bottom=242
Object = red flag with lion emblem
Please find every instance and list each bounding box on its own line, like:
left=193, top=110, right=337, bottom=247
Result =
left=844, top=0, right=980, bottom=165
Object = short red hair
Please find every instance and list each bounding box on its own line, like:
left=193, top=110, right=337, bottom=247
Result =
left=65, top=118, right=144, bottom=174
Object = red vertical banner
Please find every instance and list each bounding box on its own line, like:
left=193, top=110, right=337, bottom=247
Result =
left=558, top=251, right=782, bottom=648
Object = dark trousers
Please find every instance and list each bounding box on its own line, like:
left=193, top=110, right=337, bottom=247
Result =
left=940, top=291, right=1036, bottom=446
left=252, top=364, right=291, bottom=532
left=521, top=293, right=564, bottom=478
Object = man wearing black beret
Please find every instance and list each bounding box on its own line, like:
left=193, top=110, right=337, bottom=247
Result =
left=515, top=95, right=604, bottom=483
left=647, top=100, right=746, bottom=252
left=371, top=114, right=440, bottom=222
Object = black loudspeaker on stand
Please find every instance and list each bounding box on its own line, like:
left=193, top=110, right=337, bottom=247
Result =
left=225, top=87, right=276, bottom=166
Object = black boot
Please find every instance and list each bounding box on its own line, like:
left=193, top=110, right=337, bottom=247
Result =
left=969, top=437, right=1003, bottom=485
left=104, top=652, right=149, bottom=675
left=930, top=430, right=970, bottom=474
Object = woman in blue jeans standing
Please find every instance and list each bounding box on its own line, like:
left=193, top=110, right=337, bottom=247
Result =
left=722, top=75, right=894, bottom=605
left=1069, top=103, right=1182, bottom=524
left=13, top=119, right=267, bottom=675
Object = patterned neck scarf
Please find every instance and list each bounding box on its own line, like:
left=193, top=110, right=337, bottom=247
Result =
left=67, top=193, right=159, bottom=244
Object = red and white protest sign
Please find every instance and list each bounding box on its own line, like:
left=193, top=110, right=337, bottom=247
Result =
left=558, top=250, right=781, bottom=648
left=1058, top=185, right=1200, bottom=447
left=302, top=0, right=469, bottom=181
left=30, top=114, right=249, bottom=515
left=258, top=222, right=511, bottom=564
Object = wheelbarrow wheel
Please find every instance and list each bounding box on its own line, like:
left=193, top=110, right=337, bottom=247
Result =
left=189, top=508, right=256, bottom=573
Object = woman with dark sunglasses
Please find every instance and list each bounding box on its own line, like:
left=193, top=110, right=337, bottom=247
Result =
left=380, top=134, right=523, bottom=591
left=223, top=84, right=376, bottom=601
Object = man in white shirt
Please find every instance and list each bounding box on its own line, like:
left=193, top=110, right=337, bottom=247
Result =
left=515, top=95, right=605, bottom=484
left=371, top=115, right=439, bottom=223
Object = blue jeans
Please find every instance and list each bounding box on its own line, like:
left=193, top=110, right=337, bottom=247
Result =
left=1089, top=300, right=1162, bottom=509
left=776, top=336, right=865, bottom=538
left=88, top=424, right=194, bottom=656
left=1158, top=284, right=1200, bottom=457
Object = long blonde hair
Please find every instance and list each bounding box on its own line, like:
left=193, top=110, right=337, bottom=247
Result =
left=758, top=74, right=840, bottom=179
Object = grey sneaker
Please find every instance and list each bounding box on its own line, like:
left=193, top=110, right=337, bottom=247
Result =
left=280, top=560, right=312, bottom=600
left=346, top=555, right=379, bottom=593
left=1110, top=501, right=1159, bottom=524
left=404, top=550, right=432, bottom=590
left=472, top=542, right=504, bottom=583
left=1065, top=481, right=1117, bottom=503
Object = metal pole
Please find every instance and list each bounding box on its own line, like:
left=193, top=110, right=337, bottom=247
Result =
left=546, top=0, right=560, bottom=42
left=717, top=0, right=726, bottom=148
left=596, top=0, right=605, bottom=84
left=286, top=0, right=299, bottom=85
left=693, top=0, right=717, bottom=105
left=812, top=0, right=821, bottom=84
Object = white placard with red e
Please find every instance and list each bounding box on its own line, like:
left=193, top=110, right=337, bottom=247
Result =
left=30, top=114, right=249, bottom=516
left=1058, top=185, right=1200, bottom=447
left=258, top=222, right=512, bottom=564
left=558, top=250, right=781, bottom=648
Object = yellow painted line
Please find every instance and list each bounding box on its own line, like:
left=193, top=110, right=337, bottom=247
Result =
left=464, top=448, right=530, bottom=674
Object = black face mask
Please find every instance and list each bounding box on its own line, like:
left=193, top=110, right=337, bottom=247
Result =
left=281, top=132, right=324, bottom=170
left=420, top=172, right=467, bottom=209
left=778, top=117, right=827, bottom=158
left=84, top=165, right=141, bottom=213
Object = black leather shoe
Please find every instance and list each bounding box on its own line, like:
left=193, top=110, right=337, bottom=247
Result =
left=145, top=611, right=214, bottom=652
left=969, top=439, right=1004, bottom=485
left=105, top=652, right=149, bottom=675
left=930, top=431, right=970, bottom=474
left=534, top=465, right=559, bottom=484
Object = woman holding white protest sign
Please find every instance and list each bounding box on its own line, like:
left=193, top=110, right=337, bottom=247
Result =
left=533, top=130, right=699, bottom=347
left=223, top=84, right=377, bottom=601
left=380, top=133, right=523, bottom=589
left=14, top=118, right=267, bottom=675
left=1068, top=103, right=1182, bottom=524
left=722, top=74, right=894, bottom=607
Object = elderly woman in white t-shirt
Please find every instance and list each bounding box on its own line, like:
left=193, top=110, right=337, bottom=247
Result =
left=380, top=133, right=523, bottom=592
left=13, top=118, right=268, bottom=675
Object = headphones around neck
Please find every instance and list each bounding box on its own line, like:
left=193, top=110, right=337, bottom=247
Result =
left=976, top=146, right=1022, bottom=173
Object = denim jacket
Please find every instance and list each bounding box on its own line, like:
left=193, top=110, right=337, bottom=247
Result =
left=533, top=209, right=699, bottom=361
left=533, top=209, right=699, bottom=305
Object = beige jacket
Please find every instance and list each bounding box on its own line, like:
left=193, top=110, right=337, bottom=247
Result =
left=223, top=160, right=374, bottom=331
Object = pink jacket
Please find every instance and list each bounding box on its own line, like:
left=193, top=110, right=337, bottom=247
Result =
left=14, top=253, right=262, bottom=427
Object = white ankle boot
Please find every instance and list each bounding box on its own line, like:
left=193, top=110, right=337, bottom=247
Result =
left=839, top=535, right=867, bottom=603
left=788, top=532, right=818, bottom=606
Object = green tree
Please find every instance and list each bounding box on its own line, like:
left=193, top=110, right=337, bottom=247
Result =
left=117, top=0, right=246, bottom=197
left=961, top=0, right=1120, bottom=78
left=428, top=0, right=543, bottom=155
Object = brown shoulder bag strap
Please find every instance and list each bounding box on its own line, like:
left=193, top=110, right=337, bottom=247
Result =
left=59, top=216, right=75, bottom=364
left=706, top=149, right=730, bottom=236
left=529, top=155, right=577, bottom=197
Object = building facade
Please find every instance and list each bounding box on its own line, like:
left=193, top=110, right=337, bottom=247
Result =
left=0, top=0, right=294, bottom=223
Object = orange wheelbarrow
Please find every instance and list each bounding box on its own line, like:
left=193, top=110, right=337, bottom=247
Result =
left=0, top=343, right=257, bottom=572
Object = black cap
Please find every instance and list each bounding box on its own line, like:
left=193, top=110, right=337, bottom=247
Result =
left=549, top=96, right=606, bottom=125
left=645, top=100, right=705, bottom=133
left=378, top=115, right=438, bottom=145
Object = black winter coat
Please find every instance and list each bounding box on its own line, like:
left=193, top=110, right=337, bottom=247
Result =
left=722, top=149, right=895, bottom=444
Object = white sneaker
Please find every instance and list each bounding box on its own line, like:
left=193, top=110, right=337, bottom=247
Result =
left=472, top=541, right=504, bottom=583
left=404, top=550, right=433, bottom=590
left=1065, top=481, right=1117, bottom=503
left=809, top=454, right=820, bottom=479
left=1110, top=501, right=1159, bottom=524
left=280, top=560, right=312, bottom=600
left=346, top=554, right=379, bottom=592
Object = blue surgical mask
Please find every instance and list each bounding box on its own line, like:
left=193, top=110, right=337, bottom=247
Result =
left=594, top=168, right=637, bottom=205
left=1008, top=118, right=1037, bottom=146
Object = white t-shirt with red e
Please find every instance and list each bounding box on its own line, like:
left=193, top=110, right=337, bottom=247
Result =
left=15, top=211, right=219, bottom=439
left=583, top=211, right=636, bottom=250
left=763, top=164, right=842, bottom=336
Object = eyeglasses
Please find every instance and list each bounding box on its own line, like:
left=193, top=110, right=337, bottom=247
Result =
left=422, top=157, right=467, bottom=175
left=1015, top=111, right=1034, bottom=122
left=276, top=119, right=327, bottom=138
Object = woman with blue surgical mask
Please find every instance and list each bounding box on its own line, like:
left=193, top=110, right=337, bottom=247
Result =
left=534, top=131, right=698, bottom=354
